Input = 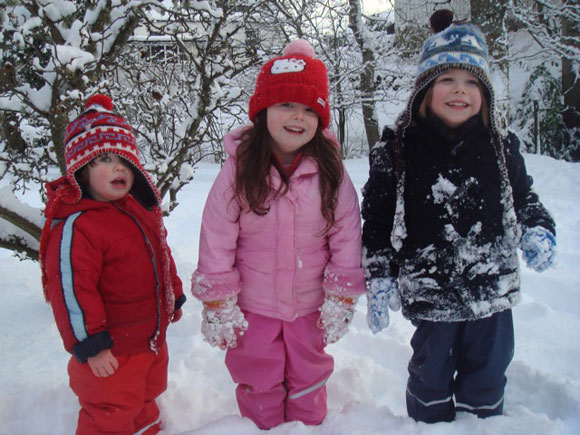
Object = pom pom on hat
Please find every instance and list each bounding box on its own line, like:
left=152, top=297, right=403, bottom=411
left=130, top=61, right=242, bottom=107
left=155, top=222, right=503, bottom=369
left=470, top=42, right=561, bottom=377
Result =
left=282, top=38, right=316, bottom=57
left=249, top=39, right=330, bottom=128
left=429, top=9, right=454, bottom=33
left=84, top=93, right=114, bottom=111
left=62, top=94, right=160, bottom=208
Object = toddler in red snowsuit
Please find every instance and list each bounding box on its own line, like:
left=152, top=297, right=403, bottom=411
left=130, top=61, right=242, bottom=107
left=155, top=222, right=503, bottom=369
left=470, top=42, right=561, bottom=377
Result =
left=40, top=94, right=186, bottom=435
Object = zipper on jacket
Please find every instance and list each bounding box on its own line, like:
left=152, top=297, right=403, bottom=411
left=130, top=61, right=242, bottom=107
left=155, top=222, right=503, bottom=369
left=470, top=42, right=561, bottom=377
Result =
left=113, top=203, right=162, bottom=354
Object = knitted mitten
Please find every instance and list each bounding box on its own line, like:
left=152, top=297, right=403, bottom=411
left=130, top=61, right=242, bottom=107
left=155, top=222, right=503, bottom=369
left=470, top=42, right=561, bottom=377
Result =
left=318, top=294, right=358, bottom=344
left=201, top=296, right=248, bottom=349
left=521, top=226, right=556, bottom=272
left=366, top=277, right=401, bottom=334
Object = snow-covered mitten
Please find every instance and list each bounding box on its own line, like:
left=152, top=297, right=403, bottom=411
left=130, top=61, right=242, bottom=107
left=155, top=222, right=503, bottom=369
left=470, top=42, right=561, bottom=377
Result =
left=366, top=277, right=401, bottom=334
left=521, top=226, right=556, bottom=272
left=201, top=296, right=248, bottom=350
left=317, top=294, right=358, bottom=345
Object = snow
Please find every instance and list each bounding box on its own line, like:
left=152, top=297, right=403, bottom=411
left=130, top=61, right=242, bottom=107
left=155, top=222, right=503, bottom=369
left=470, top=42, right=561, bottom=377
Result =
left=0, top=186, right=43, bottom=227
left=42, top=2, right=77, bottom=23
left=0, top=153, right=578, bottom=434
left=55, top=45, right=96, bottom=72
left=431, top=174, right=457, bottom=204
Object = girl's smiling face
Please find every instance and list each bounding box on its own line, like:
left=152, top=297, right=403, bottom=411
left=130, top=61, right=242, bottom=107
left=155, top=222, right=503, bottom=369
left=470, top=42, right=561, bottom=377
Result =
left=266, top=102, right=319, bottom=165
left=86, top=153, right=134, bottom=202
left=428, top=68, right=483, bottom=129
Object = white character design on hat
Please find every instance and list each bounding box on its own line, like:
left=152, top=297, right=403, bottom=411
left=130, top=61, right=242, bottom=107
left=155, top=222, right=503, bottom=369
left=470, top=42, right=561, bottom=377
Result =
left=271, top=58, right=306, bottom=74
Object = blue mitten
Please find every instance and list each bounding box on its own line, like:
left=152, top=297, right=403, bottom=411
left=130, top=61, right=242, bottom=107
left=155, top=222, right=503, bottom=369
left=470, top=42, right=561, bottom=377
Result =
left=521, top=226, right=556, bottom=272
left=366, top=277, right=401, bottom=334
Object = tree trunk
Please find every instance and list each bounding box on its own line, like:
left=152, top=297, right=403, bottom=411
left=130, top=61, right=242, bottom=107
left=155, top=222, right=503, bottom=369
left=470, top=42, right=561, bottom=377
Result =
left=471, top=0, right=507, bottom=57
left=561, top=1, right=580, bottom=160
left=338, top=107, right=346, bottom=152
left=471, top=0, right=510, bottom=119
left=348, top=0, right=379, bottom=150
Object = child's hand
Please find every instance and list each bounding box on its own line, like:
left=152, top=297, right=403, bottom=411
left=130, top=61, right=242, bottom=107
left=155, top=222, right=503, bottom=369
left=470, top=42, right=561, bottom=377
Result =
left=201, top=296, right=248, bottom=350
left=171, top=308, right=183, bottom=323
left=366, top=277, right=401, bottom=334
left=317, top=294, right=358, bottom=344
left=521, top=226, right=556, bottom=272
left=87, top=349, right=119, bottom=378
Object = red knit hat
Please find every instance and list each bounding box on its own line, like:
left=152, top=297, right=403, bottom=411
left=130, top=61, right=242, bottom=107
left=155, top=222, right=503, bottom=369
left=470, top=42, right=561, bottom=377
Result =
left=63, top=94, right=160, bottom=208
left=249, top=39, right=330, bottom=128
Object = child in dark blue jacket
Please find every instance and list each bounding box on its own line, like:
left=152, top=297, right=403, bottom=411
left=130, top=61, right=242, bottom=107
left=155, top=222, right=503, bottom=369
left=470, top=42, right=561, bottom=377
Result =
left=362, top=10, right=556, bottom=423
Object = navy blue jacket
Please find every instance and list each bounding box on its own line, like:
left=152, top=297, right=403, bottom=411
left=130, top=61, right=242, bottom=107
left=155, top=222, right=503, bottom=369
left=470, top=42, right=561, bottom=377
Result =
left=362, top=116, right=555, bottom=321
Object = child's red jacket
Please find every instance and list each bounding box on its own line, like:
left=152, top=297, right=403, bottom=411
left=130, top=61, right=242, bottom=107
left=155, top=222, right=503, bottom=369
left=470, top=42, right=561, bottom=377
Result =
left=41, top=178, right=185, bottom=362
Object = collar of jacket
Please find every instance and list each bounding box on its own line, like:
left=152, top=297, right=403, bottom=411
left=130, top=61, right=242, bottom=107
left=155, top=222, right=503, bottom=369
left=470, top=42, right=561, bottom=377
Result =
left=268, top=154, right=318, bottom=191
left=412, top=112, right=488, bottom=156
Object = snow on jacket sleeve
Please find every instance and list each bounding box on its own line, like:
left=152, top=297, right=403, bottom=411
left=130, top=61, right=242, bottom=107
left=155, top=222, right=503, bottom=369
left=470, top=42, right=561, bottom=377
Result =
left=191, top=157, right=242, bottom=302
left=44, top=213, right=112, bottom=363
left=503, top=132, right=556, bottom=236
left=322, top=165, right=366, bottom=297
left=361, top=128, right=399, bottom=280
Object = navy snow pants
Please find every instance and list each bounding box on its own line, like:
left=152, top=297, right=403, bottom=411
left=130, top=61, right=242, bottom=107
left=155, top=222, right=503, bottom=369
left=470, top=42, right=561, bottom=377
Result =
left=406, top=309, right=514, bottom=423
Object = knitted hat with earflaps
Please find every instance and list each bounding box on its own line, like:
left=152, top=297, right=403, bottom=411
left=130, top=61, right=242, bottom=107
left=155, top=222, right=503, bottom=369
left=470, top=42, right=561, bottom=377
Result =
left=62, top=94, right=160, bottom=208
left=400, top=9, right=496, bottom=136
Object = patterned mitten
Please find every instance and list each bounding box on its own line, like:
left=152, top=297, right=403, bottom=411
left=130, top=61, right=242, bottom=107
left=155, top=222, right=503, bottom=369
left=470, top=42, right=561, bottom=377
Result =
left=317, top=294, right=358, bottom=344
left=366, top=277, right=401, bottom=334
left=201, top=296, right=248, bottom=349
left=521, top=226, right=556, bottom=272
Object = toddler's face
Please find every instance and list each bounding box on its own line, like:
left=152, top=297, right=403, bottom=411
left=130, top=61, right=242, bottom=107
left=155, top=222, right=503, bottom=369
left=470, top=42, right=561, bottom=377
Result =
left=266, top=102, right=318, bottom=165
left=428, top=69, right=483, bottom=130
left=86, top=153, right=134, bottom=202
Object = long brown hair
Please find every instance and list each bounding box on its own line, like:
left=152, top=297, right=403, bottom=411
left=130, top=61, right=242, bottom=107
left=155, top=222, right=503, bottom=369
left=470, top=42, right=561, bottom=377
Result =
left=234, top=111, right=343, bottom=233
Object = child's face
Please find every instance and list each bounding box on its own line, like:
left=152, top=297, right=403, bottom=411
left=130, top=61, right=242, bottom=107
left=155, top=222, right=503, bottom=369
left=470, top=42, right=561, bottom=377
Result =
left=266, top=102, right=319, bottom=165
left=428, top=69, right=483, bottom=130
left=86, top=153, right=135, bottom=202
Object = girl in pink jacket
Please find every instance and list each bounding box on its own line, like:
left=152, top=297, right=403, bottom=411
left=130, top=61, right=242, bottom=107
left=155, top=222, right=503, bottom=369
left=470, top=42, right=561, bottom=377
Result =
left=191, top=39, right=365, bottom=429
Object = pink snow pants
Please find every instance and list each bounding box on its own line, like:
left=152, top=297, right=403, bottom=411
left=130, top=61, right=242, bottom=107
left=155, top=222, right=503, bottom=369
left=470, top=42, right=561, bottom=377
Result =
left=225, top=311, right=334, bottom=429
left=68, top=343, right=168, bottom=435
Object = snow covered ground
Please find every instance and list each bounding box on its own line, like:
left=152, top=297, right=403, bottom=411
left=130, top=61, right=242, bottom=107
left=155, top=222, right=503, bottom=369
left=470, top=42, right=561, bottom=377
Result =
left=1, top=154, right=579, bottom=435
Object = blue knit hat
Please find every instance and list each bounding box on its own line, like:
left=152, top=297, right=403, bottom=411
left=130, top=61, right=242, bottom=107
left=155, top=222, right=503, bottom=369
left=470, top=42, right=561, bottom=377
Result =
left=416, top=10, right=490, bottom=82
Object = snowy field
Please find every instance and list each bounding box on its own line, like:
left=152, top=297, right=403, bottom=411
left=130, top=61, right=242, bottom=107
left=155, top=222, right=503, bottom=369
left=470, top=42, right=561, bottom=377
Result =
left=0, top=154, right=579, bottom=435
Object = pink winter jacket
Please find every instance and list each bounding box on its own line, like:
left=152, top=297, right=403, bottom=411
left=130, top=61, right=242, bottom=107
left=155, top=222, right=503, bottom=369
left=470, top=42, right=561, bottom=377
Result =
left=192, top=126, right=365, bottom=321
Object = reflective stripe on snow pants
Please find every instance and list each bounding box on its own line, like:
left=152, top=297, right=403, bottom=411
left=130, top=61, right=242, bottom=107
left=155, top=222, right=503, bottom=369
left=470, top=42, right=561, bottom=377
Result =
left=406, top=309, right=514, bottom=422
left=226, top=311, right=333, bottom=429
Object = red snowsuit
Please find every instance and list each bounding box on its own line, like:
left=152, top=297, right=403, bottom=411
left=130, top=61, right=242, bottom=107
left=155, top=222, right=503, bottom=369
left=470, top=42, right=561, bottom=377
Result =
left=41, top=177, right=185, bottom=434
